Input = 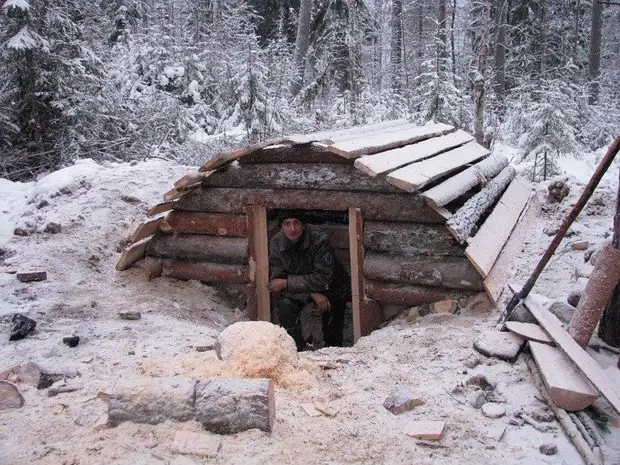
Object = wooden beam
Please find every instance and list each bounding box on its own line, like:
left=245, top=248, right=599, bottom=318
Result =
left=365, top=281, right=476, bottom=306
left=116, top=236, right=152, bottom=271
left=174, top=188, right=445, bottom=223
left=147, top=234, right=248, bottom=264
left=161, top=260, right=249, bottom=283
left=130, top=217, right=164, bottom=243
left=161, top=211, right=248, bottom=237
left=349, top=208, right=364, bottom=342
left=248, top=205, right=270, bottom=321
left=523, top=295, right=620, bottom=414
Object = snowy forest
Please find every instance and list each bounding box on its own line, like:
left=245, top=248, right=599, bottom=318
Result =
left=1, top=0, right=619, bottom=181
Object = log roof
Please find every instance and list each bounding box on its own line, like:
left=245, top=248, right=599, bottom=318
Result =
left=119, top=119, right=537, bottom=305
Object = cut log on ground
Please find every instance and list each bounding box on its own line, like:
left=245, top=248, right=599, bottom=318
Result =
left=365, top=281, right=477, bottom=306
left=0, top=381, right=24, bottom=410
left=147, top=234, right=248, bottom=264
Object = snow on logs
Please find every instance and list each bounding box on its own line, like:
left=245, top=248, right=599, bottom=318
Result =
left=106, top=377, right=275, bottom=434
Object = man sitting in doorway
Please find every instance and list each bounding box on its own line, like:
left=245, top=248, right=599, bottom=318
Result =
left=267, top=210, right=351, bottom=350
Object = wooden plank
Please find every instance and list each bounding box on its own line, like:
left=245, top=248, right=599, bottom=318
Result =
left=174, top=188, right=445, bottom=223
left=161, top=260, right=249, bottom=283
left=148, top=201, right=177, bottom=217
left=386, top=141, right=490, bottom=192
left=116, top=236, right=152, bottom=271
left=365, top=281, right=476, bottom=307
left=173, top=171, right=215, bottom=190
left=364, top=253, right=484, bottom=290
left=465, top=178, right=532, bottom=277
left=130, top=217, right=164, bottom=243
left=353, top=130, right=473, bottom=177
left=198, top=137, right=294, bottom=172
left=147, top=234, right=248, bottom=264
left=420, top=155, right=509, bottom=207
left=506, top=321, right=553, bottom=344
left=364, top=222, right=464, bottom=257
left=246, top=207, right=259, bottom=321
left=250, top=205, right=270, bottom=321
left=324, top=123, right=454, bottom=159
left=161, top=211, right=248, bottom=237
left=529, top=341, right=598, bottom=411
left=286, top=119, right=411, bottom=145
left=164, top=186, right=198, bottom=202
left=240, top=144, right=351, bottom=164
left=348, top=208, right=363, bottom=342
left=524, top=295, right=620, bottom=414
left=484, top=196, right=539, bottom=304
left=205, top=163, right=402, bottom=193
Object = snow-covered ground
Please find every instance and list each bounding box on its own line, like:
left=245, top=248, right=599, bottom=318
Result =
left=0, top=147, right=619, bottom=465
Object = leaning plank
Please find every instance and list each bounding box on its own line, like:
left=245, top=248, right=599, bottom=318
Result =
left=173, top=171, right=215, bottom=190
left=421, top=155, right=509, bottom=207
left=465, top=177, right=531, bottom=277
left=364, top=253, right=485, bottom=290
left=354, top=130, right=473, bottom=177
left=148, top=201, right=177, bottom=217
left=116, top=236, right=153, bottom=271
left=174, top=188, right=445, bottom=223
left=198, top=137, right=294, bottom=172
left=506, top=321, right=553, bottom=344
left=484, top=196, right=539, bottom=304
left=325, top=122, right=454, bottom=159
left=147, top=234, right=248, bottom=264
left=161, top=211, right=248, bottom=237
left=364, top=222, right=464, bottom=257
left=130, top=217, right=164, bottom=243
left=447, top=166, right=517, bottom=244
left=161, top=260, right=249, bottom=283
left=204, top=163, right=402, bottom=193
left=365, top=281, right=477, bottom=306
left=240, top=144, right=350, bottom=164
left=524, top=295, right=620, bottom=414
left=387, top=141, right=490, bottom=192
left=529, top=341, right=598, bottom=411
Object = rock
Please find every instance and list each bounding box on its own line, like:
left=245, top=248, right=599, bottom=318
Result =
left=13, top=227, right=29, bottom=236
left=462, top=293, right=494, bottom=315
left=0, top=381, right=24, bottom=410
left=463, top=356, right=482, bottom=369
left=405, top=420, right=446, bottom=440
left=468, top=390, right=486, bottom=409
left=16, top=271, right=47, bottom=282
left=48, top=386, right=82, bottom=397
left=36, top=200, right=49, bottom=209
left=120, top=195, right=141, bottom=204
left=63, top=336, right=80, bottom=347
left=539, top=443, right=558, bottom=455
left=589, top=243, right=611, bottom=267
left=530, top=408, right=554, bottom=423
left=44, top=222, right=62, bottom=234
left=465, top=373, right=495, bottom=391
left=195, top=344, right=214, bottom=352
left=486, top=423, right=507, bottom=442
left=118, top=311, right=141, bottom=321
left=171, top=430, right=220, bottom=458
left=567, top=289, right=582, bottom=308
left=484, top=391, right=507, bottom=404
left=9, top=313, right=37, bottom=341
left=547, top=180, right=569, bottom=203
left=431, top=300, right=457, bottom=314
left=473, top=330, right=525, bottom=363
left=80, top=357, right=94, bottom=364
left=547, top=301, right=575, bottom=325
left=507, top=303, right=537, bottom=324
left=0, top=362, right=40, bottom=388
left=481, top=403, right=506, bottom=419
left=571, top=241, right=589, bottom=251
left=215, top=321, right=297, bottom=361
left=383, top=388, right=424, bottom=414
left=301, top=404, right=322, bottom=417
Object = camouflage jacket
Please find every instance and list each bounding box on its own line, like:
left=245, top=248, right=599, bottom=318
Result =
left=269, top=223, right=351, bottom=302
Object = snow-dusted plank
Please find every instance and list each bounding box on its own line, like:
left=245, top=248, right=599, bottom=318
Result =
left=524, top=296, right=620, bottom=415
left=354, top=130, right=473, bottom=177
left=465, top=177, right=531, bottom=277
left=484, top=195, right=539, bottom=303
left=324, top=122, right=454, bottom=159
left=116, top=236, right=153, bottom=271
left=420, top=155, right=509, bottom=207
left=386, top=141, right=489, bottom=192
left=288, top=119, right=411, bottom=144
left=506, top=321, right=553, bottom=345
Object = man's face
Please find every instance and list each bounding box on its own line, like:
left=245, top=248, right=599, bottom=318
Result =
left=281, top=218, right=304, bottom=242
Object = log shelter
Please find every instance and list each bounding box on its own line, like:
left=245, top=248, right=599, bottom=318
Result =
left=117, top=119, right=538, bottom=342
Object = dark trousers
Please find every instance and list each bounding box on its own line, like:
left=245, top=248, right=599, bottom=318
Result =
left=277, top=296, right=346, bottom=350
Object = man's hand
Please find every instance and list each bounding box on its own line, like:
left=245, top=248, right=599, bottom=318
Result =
left=267, top=278, right=287, bottom=293
left=310, top=292, right=331, bottom=313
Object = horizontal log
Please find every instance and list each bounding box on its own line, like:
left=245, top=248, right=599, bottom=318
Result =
left=162, top=211, right=248, bottom=237
left=240, top=144, right=350, bottom=164
left=364, top=222, right=463, bottom=257
left=365, top=281, right=476, bottom=306
left=147, top=234, right=247, bottom=264
left=161, top=260, right=249, bottom=283
left=206, top=163, right=402, bottom=193
left=364, top=253, right=484, bottom=290
left=175, top=188, right=445, bottom=223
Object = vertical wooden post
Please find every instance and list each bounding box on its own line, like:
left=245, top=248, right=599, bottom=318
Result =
left=348, top=207, right=364, bottom=342
left=247, top=204, right=271, bottom=321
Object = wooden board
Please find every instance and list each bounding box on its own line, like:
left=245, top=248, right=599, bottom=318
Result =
left=174, top=188, right=445, bottom=223
left=173, top=171, right=214, bottom=190
left=163, top=186, right=199, bottom=202
left=349, top=208, right=364, bottom=342
left=524, top=296, right=620, bottom=414
left=161, top=211, right=248, bottom=237
left=248, top=205, right=270, bottom=321
left=353, top=130, right=473, bottom=177
left=364, top=253, right=484, bottom=290
left=529, top=341, right=598, bottom=411
left=148, top=201, right=177, bottom=217
left=465, top=178, right=532, bottom=277
left=116, top=236, right=152, bottom=271
left=420, top=155, right=509, bottom=207
left=130, top=217, right=164, bottom=243
left=146, top=234, right=248, bottom=264
left=506, top=321, right=553, bottom=344
left=161, top=260, right=249, bottom=283
left=386, top=141, right=490, bottom=192
left=205, top=163, right=402, bottom=193
left=363, top=222, right=464, bottom=257
left=285, top=119, right=411, bottom=145
left=240, top=144, right=351, bottom=164
left=484, top=196, right=539, bottom=303
left=198, top=137, right=294, bottom=172
left=325, top=123, right=454, bottom=159
left=365, top=281, right=475, bottom=307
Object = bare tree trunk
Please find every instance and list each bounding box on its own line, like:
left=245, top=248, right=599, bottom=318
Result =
left=451, top=0, right=457, bottom=78
left=438, top=0, right=448, bottom=60
left=391, top=0, right=403, bottom=90
left=588, top=0, right=603, bottom=105
left=291, top=0, right=312, bottom=97
left=493, top=0, right=506, bottom=109
left=473, top=1, right=490, bottom=145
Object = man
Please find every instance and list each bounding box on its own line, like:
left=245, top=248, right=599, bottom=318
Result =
left=268, top=210, right=351, bottom=350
